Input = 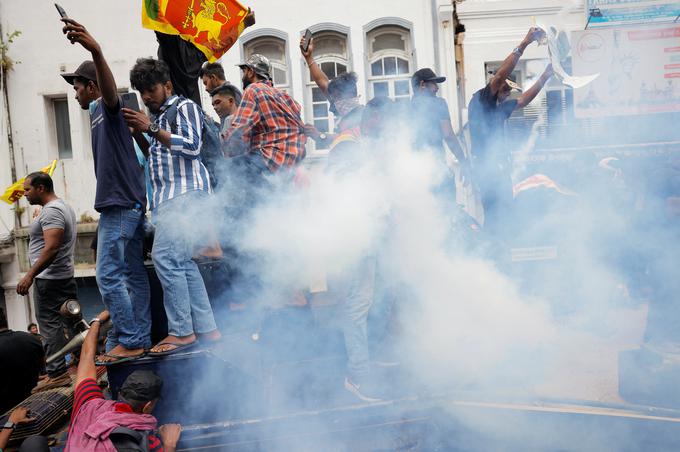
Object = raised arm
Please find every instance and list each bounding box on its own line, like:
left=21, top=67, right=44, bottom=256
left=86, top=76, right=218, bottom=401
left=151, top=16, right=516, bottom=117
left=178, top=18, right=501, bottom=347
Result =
left=516, top=64, right=553, bottom=109
left=489, top=27, right=544, bottom=97
left=300, top=37, right=330, bottom=95
left=62, top=18, right=118, bottom=110
left=75, top=310, right=110, bottom=386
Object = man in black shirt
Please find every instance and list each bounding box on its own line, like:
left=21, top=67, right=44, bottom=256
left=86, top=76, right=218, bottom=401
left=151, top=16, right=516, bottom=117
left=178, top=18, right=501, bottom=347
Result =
left=468, top=27, right=553, bottom=240
left=410, top=68, right=470, bottom=204
left=0, top=308, right=44, bottom=413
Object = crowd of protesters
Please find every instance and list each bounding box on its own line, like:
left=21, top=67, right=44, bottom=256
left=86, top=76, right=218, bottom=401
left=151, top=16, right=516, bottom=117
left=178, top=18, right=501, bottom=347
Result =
left=2, top=10, right=560, bottom=449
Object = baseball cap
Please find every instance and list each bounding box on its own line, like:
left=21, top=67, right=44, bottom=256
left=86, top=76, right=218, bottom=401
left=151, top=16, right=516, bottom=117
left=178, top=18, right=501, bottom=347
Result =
left=489, top=70, right=522, bottom=91
left=237, top=54, right=272, bottom=80
left=119, top=370, right=163, bottom=402
left=411, top=68, right=446, bottom=88
left=61, top=60, right=97, bottom=85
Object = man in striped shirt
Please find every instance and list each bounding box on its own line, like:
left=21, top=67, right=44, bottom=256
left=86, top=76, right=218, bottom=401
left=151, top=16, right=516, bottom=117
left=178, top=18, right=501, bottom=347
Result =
left=124, top=58, right=220, bottom=355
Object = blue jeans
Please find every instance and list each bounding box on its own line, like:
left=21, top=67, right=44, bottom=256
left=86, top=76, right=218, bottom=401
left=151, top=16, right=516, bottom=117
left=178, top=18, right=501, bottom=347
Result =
left=334, top=257, right=376, bottom=379
left=96, top=207, right=151, bottom=350
left=152, top=191, right=217, bottom=337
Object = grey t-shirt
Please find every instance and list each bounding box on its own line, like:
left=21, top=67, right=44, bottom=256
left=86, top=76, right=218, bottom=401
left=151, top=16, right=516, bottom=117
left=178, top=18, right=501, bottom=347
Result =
left=28, top=199, right=77, bottom=280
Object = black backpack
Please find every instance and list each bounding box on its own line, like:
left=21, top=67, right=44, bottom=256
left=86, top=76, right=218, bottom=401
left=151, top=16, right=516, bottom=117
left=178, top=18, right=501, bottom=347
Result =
left=110, top=426, right=150, bottom=452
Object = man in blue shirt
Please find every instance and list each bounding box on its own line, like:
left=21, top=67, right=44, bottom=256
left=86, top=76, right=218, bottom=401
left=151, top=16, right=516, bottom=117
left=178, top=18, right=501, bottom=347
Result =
left=124, top=58, right=220, bottom=355
left=61, top=18, right=150, bottom=363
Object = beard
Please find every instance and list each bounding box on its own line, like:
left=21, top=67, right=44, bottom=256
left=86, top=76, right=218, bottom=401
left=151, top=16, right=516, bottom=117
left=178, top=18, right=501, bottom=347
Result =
left=242, top=75, right=252, bottom=90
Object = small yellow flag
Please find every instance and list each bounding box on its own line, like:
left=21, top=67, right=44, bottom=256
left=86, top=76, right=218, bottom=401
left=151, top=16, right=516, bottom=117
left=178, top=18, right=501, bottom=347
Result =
left=1, top=160, right=58, bottom=204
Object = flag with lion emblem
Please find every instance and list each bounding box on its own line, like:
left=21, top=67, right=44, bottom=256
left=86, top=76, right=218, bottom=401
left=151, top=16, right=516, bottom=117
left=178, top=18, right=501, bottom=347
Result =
left=142, top=0, right=249, bottom=61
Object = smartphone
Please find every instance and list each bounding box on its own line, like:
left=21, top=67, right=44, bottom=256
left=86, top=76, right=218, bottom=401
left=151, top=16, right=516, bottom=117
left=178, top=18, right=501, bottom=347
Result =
left=121, top=92, right=140, bottom=111
left=301, top=29, right=312, bottom=53
left=55, top=3, right=68, bottom=18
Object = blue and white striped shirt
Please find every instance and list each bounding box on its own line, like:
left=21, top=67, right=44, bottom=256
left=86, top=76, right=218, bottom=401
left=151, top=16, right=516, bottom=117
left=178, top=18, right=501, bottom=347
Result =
left=148, top=95, right=211, bottom=210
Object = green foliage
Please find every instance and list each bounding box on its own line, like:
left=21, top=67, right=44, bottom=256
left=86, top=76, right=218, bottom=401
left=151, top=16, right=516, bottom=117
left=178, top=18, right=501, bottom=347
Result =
left=0, top=30, right=21, bottom=73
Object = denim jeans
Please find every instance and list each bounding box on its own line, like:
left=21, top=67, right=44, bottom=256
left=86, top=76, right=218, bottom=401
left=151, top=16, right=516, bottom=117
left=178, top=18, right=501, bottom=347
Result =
left=96, top=206, right=151, bottom=350
left=152, top=191, right=217, bottom=337
left=334, top=257, right=376, bottom=379
left=34, top=277, right=78, bottom=377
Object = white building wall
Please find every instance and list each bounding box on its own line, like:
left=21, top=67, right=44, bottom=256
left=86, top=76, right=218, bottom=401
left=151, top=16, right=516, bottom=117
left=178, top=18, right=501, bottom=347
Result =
left=0, top=0, right=453, bottom=329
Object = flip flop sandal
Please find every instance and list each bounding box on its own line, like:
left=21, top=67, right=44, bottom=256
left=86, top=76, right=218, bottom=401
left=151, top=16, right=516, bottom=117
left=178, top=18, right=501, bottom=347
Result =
left=148, top=341, right=198, bottom=357
left=95, top=351, right=146, bottom=366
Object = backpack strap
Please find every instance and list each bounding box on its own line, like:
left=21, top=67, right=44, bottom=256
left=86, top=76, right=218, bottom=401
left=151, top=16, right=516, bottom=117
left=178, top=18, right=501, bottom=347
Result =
left=109, top=426, right=150, bottom=452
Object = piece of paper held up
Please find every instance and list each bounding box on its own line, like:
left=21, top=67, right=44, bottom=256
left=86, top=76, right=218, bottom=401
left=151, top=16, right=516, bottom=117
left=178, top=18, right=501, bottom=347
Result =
left=538, top=24, right=599, bottom=89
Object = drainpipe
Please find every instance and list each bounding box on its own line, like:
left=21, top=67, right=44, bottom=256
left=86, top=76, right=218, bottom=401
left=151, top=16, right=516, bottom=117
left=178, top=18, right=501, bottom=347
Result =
left=0, top=22, right=20, bottom=229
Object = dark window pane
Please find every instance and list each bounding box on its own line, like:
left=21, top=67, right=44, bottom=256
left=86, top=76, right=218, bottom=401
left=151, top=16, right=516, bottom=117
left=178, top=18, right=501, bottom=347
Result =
left=313, top=103, right=329, bottom=118
left=320, top=61, right=336, bottom=79
left=395, top=80, right=410, bottom=96
left=314, top=119, right=329, bottom=133
left=312, top=87, right=326, bottom=102
left=371, top=60, right=383, bottom=76
left=384, top=57, right=397, bottom=76
left=397, top=58, right=409, bottom=75
left=373, top=82, right=389, bottom=98
left=53, top=99, right=72, bottom=159
left=273, top=67, right=287, bottom=86
left=337, top=64, right=347, bottom=75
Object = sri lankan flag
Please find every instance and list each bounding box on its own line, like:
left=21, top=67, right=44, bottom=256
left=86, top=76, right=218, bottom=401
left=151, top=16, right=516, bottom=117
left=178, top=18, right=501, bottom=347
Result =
left=1, top=160, right=57, bottom=204
left=142, top=0, right=249, bottom=62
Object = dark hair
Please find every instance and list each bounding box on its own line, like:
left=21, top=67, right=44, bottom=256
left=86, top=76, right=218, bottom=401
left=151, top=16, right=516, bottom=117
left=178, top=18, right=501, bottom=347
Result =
left=130, top=58, right=171, bottom=93
left=0, top=308, right=7, bottom=329
left=199, top=62, right=226, bottom=80
left=361, top=96, right=395, bottom=138
left=327, top=72, right=358, bottom=100
left=210, top=84, right=242, bottom=105
left=74, top=76, right=98, bottom=88
left=27, top=322, right=37, bottom=331
left=26, top=172, right=54, bottom=193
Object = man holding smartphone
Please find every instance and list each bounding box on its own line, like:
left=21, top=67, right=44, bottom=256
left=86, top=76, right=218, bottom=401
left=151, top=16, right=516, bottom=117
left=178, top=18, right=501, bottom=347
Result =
left=60, top=17, right=151, bottom=363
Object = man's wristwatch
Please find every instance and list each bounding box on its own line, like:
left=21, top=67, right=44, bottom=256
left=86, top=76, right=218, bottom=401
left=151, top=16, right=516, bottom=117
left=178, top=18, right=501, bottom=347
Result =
left=2, top=421, right=15, bottom=430
left=147, top=122, right=160, bottom=136
left=512, top=46, right=523, bottom=56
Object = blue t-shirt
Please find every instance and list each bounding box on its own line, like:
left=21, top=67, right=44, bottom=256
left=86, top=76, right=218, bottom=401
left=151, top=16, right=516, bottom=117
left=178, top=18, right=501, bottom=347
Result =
left=89, top=98, right=146, bottom=212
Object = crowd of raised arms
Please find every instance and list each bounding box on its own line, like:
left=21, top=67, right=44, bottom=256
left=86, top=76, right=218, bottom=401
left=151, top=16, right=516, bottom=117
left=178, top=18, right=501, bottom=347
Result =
left=0, top=13, right=553, bottom=451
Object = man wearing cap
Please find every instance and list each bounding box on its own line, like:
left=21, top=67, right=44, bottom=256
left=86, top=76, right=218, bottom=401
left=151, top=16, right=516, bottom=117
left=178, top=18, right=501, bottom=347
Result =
left=66, top=309, right=182, bottom=451
left=224, top=54, right=306, bottom=179
left=468, top=27, right=553, bottom=241
left=61, top=18, right=151, bottom=365
left=410, top=68, right=470, bottom=203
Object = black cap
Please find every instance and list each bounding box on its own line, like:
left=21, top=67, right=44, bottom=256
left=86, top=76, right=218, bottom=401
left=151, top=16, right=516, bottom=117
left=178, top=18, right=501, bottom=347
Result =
left=411, top=68, right=446, bottom=88
left=119, top=370, right=163, bottom=402
left=61, top=61, right=97, bottom=85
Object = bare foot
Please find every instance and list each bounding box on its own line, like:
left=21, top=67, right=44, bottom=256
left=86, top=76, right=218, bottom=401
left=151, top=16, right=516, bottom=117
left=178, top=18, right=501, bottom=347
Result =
left=197, top=329, right=221, bottom=343
left=96, top=344, right=145, bottom=363
left=150, top=334, right=197, bottom=354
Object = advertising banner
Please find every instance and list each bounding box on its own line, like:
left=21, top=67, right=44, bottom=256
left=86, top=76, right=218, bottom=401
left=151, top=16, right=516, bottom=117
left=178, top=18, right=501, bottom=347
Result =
left=586, top=1, right=680, bottom=28
left=573, top=24, right=680, bottom=118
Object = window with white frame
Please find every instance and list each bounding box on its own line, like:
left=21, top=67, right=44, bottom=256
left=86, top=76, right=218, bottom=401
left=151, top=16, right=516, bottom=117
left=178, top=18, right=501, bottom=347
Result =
left=243, top=36, right=290, bottom=90
left=366, top=26, right=413, bottom=102
left=306, top=31, right=349, bottom=136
